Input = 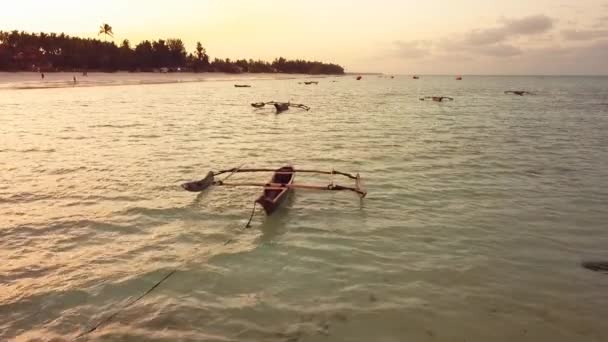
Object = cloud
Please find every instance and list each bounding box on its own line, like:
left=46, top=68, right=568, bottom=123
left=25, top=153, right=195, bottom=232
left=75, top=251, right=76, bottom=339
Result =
left=465, top=15, right=554, bottom=45
left=392, top=40, right=430, bottom=59
left=466, top=28, right=506, bottom=45
left=438, top=34, right=523, bottom=57
left=596, top=17, right=608, bottom=26
left=504, top=15, right=554, bottom=35
left=562, top=29, right=608, bottom=40
left=380, top=39, right=608, bottom=74
left=473, top=44, right=522, bottom=57
left=518, top=39, right=608, bottom=74
left=381, top=14, right=608, bottom=74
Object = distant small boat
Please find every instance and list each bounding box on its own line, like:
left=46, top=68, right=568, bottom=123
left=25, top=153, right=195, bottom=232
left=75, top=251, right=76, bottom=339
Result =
left=420, top=96, right=454, bottom=102
left=456, top=76, right=462, bottom=80
left=582, top=261, right=608, bottom=273
left=234, top=84, right=251, bottom=88
left=505, top=90, right=533, bottom=96
left=251, top=101, right=310, bottom=113
left=303, top=81, right=318, bottom=85
left=413, top=75, right=419, bottom=79
left=356, top=76, right=362, bottom=80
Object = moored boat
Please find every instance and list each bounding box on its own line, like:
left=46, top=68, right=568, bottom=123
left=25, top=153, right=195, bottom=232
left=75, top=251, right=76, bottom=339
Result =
left=419, top=96, right=454, bottom=102
left=251, top=101, right=310, bottom=113
left=505, top=90, right=533, bottom=96
left=181, top=166, right=365, bottom=225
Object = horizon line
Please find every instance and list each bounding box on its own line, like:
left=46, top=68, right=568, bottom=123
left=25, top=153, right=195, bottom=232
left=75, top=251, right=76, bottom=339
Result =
left=347, top=73, right=608, bottom=77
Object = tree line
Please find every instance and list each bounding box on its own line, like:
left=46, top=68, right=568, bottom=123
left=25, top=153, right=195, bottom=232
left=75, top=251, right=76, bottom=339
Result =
left=0, top=30, right=345, bottom=74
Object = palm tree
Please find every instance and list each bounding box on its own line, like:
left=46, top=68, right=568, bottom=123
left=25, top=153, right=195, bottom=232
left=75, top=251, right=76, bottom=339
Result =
left=98, top=23, right=113, bottom=41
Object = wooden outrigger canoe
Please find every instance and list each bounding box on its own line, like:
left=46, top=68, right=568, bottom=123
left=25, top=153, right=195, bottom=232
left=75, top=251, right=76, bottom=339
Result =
left=419, top=96, right=454, bottom=102
left=250, top=101, right=310, bottom=114
left=182, top=165, right=366, bottom=217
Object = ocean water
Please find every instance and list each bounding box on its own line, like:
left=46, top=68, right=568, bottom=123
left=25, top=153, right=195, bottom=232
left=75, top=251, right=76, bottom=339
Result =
left=1, top=73, right=608, bottom=341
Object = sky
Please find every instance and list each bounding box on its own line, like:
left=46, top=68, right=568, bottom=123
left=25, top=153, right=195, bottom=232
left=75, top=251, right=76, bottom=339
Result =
left=1, top=0, right=607, bottom=74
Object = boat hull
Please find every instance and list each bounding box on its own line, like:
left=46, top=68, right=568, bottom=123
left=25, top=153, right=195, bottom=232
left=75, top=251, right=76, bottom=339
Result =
left=255, top=166, right=295, bottom=215
left=273, top=102, right=289, bottom=113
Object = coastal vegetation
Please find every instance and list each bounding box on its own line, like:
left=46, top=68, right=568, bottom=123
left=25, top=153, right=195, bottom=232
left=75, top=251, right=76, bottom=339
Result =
left=0, top=29, right=344, bottom=74
left=98, top=23, right=114, bottom=42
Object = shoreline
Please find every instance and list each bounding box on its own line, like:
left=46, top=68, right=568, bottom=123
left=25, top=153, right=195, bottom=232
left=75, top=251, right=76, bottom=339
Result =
left=0, top=71, right=340, bottom=91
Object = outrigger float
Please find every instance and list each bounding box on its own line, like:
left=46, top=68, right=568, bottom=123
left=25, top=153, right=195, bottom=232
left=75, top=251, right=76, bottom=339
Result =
left=181, top=166, right=366, bottom=216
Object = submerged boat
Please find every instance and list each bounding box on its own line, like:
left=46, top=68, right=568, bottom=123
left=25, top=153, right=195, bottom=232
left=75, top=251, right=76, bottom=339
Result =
left=255, top=166, right=295, bottom=214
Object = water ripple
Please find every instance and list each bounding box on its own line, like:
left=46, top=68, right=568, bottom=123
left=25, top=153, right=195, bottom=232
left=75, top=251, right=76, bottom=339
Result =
left=0, top=75, right=607, bottom=341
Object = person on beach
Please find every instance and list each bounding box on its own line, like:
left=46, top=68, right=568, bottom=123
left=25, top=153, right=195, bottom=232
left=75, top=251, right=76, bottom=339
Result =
left=41, top=73, right=44, bottom=79
left=73, top=76, right=77, bottom=84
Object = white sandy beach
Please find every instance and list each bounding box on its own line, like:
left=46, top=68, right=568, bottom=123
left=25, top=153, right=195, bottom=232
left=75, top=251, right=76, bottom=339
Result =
left=0, top=71, right=333, bottom=90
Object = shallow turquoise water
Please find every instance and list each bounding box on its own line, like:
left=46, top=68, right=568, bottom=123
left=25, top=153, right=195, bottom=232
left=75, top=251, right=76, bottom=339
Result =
left=1, top=73, right=608, bottom=341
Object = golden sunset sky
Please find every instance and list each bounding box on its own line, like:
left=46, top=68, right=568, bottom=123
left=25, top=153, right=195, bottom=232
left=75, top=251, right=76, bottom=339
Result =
left=2, top=0, right=608, bottom=74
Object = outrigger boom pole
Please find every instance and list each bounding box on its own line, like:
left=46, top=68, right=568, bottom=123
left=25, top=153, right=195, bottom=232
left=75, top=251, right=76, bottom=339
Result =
left=213, top=168, right=360, bottom=180
left=215, top=181, right=367, bottom=198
